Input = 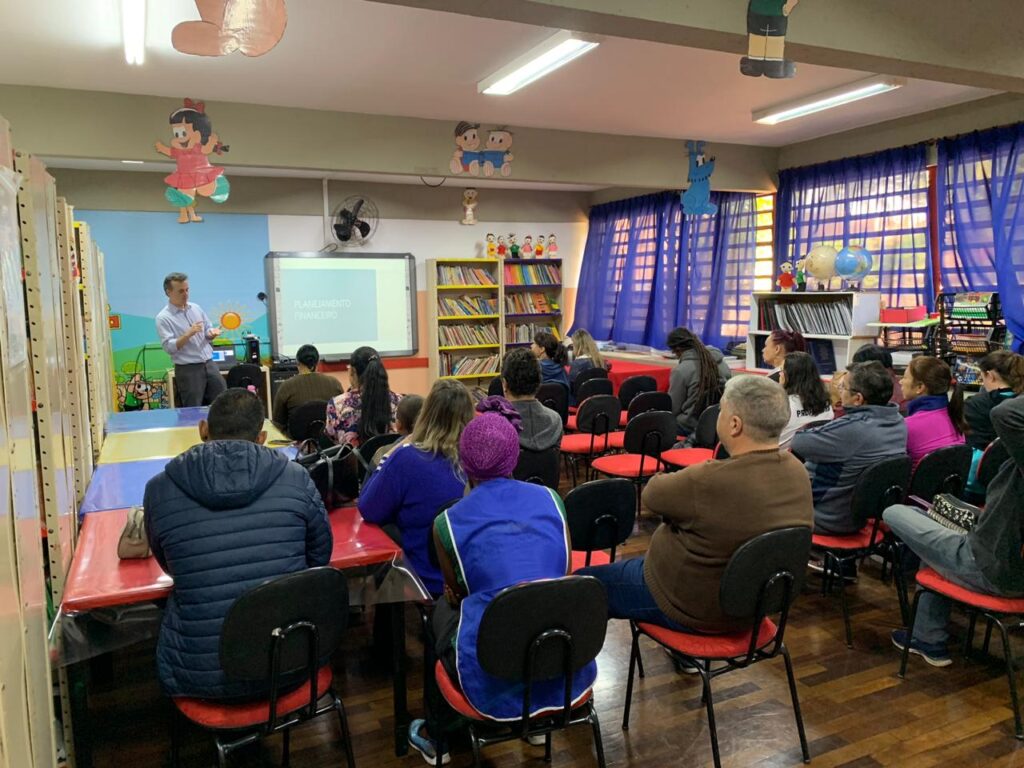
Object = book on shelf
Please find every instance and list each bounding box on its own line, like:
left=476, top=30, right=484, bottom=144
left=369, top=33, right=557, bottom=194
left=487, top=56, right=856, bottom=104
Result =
left=437, top=295, right=498, bottom=316
left=805, top=339, right=838, bottom=375
left=757, top=298, right=853, bottom=336
left=504, top=263, right=562, bottom=286
left=439, top=324, right=499, bottom=346
left=505, top=293, right=561, bottom=314
left=437, top=264, right=497, bottom=286
left=439, top=352, right=500, bottom=377
left=506, top=323, right=561, bottom=343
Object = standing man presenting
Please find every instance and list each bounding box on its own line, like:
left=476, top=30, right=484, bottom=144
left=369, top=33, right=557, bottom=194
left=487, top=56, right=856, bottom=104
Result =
left=156, top=272, right=227, bottom=406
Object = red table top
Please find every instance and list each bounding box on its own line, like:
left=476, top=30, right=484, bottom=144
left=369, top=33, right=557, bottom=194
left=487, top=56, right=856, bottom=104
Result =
left=61, top=506, right=401, bottom=613
left=607, top=360, right=672, bottom=394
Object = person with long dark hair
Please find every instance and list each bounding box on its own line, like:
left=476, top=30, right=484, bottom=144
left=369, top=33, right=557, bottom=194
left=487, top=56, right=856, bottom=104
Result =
left=762, top=329, right=806, bottom=381
left=325, top=346, right=401, bottom=446
left=665, top=327, right=732, bottom=435
left=899, top=356, right=967, bottom=470
left=963, top=350, right=1024, bottom=496
left=778, top=351, right=833, bottom=448
left=531, top=331, right=570, bottom=389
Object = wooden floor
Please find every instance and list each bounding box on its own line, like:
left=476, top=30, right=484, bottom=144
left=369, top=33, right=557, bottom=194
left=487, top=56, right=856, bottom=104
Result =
left=83, top=472, right=1024, bottom=768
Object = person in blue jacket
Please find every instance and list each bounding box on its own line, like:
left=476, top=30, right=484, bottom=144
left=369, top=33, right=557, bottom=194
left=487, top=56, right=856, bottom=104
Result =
left=531, top=331, right=570, bottom=390
left=144, top=388, right=332, bottom=700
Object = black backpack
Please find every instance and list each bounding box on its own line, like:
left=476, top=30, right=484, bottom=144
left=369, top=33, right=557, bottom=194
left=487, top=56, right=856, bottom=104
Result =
left=294, top=441, right=367, bottom=508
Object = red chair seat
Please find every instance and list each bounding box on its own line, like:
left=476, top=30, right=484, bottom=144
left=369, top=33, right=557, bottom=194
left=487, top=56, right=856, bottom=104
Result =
left=605, top=431, right=625, bottom=450
left=591, top=453, right=663, bottom=479
left=570, top=549, right=611, bottom=573
left=661, top=447, right=714, bottom=468
left=638, top=619, right=778, bottom=659
left=567, top=415, right=578, bottom=432
left=435, top=661, right=593, bottom=722
left=174, top=666, right=333, bottom=730
left=560, top=433, right=612, bottom=455
left=916, top=568, right=1024, bottom=614
left=618, top=413, right=628, bottom=428
left=568, top=405, right=578, bottom=415
left=811, top=524, right=877, bottom=551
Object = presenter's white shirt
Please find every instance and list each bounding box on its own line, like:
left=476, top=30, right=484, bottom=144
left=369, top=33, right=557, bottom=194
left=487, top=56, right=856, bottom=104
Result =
left=156, top=302, right=214, bottom=365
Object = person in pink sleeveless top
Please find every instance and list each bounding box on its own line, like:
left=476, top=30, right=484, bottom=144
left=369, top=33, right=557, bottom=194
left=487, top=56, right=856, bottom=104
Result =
left=899, top=356, right=966, bottom=470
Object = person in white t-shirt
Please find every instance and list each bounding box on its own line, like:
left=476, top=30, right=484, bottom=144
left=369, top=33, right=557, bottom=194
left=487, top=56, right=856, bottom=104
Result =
left=779, top=351, right=834, bottom=449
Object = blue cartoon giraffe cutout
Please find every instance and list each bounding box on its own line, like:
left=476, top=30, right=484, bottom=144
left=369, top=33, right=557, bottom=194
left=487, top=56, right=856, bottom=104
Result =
left=681, top=140, right=717, bottom=217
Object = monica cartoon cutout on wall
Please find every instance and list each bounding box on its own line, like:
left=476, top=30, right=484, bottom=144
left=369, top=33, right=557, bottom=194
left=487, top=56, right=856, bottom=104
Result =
left=173, top=0, right=288, bottom=58
left=741, top=0, right=799, bottom=78
left=681, top=141, right=717, bottom=217
left=155, top=99, right=231, bottom=223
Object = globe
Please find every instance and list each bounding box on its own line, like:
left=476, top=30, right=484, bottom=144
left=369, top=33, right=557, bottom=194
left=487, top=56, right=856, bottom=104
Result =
left=803, top=245, right=838, bottom=282
left=835, top=245, right=874, bottom=281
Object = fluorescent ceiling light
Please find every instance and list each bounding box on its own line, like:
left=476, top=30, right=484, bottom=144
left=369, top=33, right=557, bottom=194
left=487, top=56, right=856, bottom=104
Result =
left=479, top=30, right=599, bottom=96
left=121, top=160, right=144, bottom=164
left=753, top=76, right=905, bottom=125
left=122, top=0, right=146, bottom=66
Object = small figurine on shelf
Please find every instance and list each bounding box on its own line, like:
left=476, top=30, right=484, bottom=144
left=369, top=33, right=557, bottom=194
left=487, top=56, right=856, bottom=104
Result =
left=546, top=233, right=559, bottom=257
left=522, top=235, right=534, bottom=259
left=535, top=234, right=546, bottom=257
left=508, top=233, right=520, bottom=259
left=485, top=233, right=497, bottom=257
left=794, top=258, right=807, bottom=292
left=496, top=235, right=508, bottom=257
left=776, top=261, right=795, bottom=292
left=461, top=188, right=478, bottom=226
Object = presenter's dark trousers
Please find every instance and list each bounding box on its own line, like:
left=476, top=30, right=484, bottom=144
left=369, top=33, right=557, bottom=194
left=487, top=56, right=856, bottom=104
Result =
left=174, top=360, right=226, bottom=407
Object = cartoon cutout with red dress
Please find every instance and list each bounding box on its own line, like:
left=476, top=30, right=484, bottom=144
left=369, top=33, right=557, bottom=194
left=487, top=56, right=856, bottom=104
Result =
left=155, top=99, right=230, bottom=223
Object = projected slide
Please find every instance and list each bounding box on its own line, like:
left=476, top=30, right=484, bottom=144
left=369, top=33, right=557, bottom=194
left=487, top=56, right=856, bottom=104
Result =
left=265, top=253, right=417, bottom=360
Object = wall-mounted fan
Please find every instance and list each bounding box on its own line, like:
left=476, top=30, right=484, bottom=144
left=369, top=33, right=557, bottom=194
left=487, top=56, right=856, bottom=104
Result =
left=332, top=196, right=379, bottom=246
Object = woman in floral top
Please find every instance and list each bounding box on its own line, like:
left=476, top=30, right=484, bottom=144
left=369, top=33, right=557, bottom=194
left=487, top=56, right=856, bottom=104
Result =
left=325, top=346, right=402, bottom=446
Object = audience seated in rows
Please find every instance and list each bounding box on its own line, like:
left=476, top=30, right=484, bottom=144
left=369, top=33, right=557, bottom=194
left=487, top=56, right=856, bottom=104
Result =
left=501, top=347, right=563, bottom=451
left=145, top=389, right=332, bottom=700
left=567, top=328, right=607, bottom=385
left=761, top=329, right=806, bottom=382
left=531, top=331, right=571, bottom=390
left=884, top=394, right=1024, bottom=667
left=778, top=351, right=834, bottom=449
left=325, top=345, right=402, bottom=447
left=369, top=394, right=423, bottom=471
left=899, top=356, right=966, bottom=470
left=408, top=397, right=584, bottom=764
left=271, top=343, right=343, bottom=435
left=832, top=345, right=904, bottom=417
left=359, top=381, right=473, bottom=597
left=665, top=326, right=732, bottom=436
left=579, top=375, right=813, bottom=633
left=964, top=350, right=1024, bottom=494
left=792, top=361, right=907, bottom=536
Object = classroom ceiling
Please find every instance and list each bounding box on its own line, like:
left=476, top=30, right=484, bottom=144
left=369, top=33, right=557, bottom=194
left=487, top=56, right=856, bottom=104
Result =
left=0, top=0, right=995, bottom=147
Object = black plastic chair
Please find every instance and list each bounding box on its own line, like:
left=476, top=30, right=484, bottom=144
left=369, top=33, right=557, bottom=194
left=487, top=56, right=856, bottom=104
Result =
left=662, top=404, right=720, bottom=470
left=357, top=433, right=403, bottom=481
left=432, top=577, right=609, bottom=767
left=976, top=438, right=1009, bottom=489
left=811, top=455, right=912, bottom=647
left=617, top=375, right=657, bottom=413
left=170, top=567, right=356, bottom=768
left=606, top=391, right=674, bottom=445
left=908, top=444, right=973, bottom=504
left=591, top=410, right=677, bottom=518
left=537, top=382, right=570, bottom=427
left=570, top=366, right=609, bottom=400
left=560, top=395, right=621, bottom=486
left=622, top=527, right=813, bottom=768
left=287, top=399, right=330, bottom=445
left=575, top=377, right=613, bottom=405
left=514, top=446, right=561, bottom=490
left=226, top=363, right=266, bottom=409
left=565, top=479, right=635, bottom=571
left=487, top=376, right=504, bottom=397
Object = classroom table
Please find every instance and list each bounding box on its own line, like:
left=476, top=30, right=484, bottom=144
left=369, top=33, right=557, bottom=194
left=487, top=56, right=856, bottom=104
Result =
left=606, top=359, right=673, bottom=393
left=79, top=458, right=169, bottom=516
left=105, top=407, right=208, bottom=434
left=61, top=505, right=414, bottom=759
left=97, top=420, right=293, bottom=464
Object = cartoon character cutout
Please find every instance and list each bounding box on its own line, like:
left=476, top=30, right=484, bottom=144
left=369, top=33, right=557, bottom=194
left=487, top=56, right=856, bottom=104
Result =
left=522, top=235, right=534, bottom=259
left=681, top=140, right=718, bottom=217
left=461, top=188, right=478, bottom=225
left=496, top=235, right=507, bottom=257
left=482, top=128, right=514, bottom=177
left=776, top=261, right=795, bottom=292
left=741, top=0, right=799, bottom=79
left=794, top=258, right=807, bottom=292
left=546, top=234, right=559, bottom=257
left=172, top=0, right=288, bottom=58
left=451, top=122, right=482, bottom=176
left=485, top=233, right=497, bottom=257
left=155, top=99, right=230, bottom=223
left=508, top=234, right=520, bottom=259
left=120, top=373, right=157, bottom=411
left=535, top=235, right=546, bottom=258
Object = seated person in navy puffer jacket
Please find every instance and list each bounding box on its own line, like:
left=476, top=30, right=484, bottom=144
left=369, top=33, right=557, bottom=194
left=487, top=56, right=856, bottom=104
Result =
left=145, top=388, right=333, bottom=700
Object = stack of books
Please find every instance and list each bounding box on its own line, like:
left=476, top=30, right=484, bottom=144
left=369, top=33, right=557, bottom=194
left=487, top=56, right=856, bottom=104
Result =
left=505, top=293, right=560, bottom=314
left=506, top=323, right=561, bottom=343
left=439, top=324, right=499, bottom=346
left=438, top=296, right=498, bottom=316
left=440, top=352, right=500, bottom=377
left=758, top=299, right=852, bottom=336
left=504, top=263, right=561, bottom=286
left=437, top=265, right=497, bottom=286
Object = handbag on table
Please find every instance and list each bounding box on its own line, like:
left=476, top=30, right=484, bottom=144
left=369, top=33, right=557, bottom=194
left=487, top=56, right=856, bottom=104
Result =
left=117, top=505, right=151, bottom=559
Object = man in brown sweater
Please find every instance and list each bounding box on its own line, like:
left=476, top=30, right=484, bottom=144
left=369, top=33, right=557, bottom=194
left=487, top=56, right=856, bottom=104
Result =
left=579, top=375, right=813, bottom=632
left=271, top=344, right=343, bottom=435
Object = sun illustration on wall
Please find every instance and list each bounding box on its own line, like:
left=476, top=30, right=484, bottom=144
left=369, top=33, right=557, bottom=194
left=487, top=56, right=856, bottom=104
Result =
left=212, top=303, right=249, bottom=336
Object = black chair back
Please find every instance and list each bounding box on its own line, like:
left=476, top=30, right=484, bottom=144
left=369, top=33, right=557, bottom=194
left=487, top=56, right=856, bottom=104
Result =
left=719, top=527, right=812, bottom=661
left=574, top=395, right=621, bottom=437
left=576, top=377, right=613, bottom=404
left=488, top=376, right=504, bottom=397
left=477, top=577, right=608, bottom=724
left=623, top=411, right=676, bottom=459
left=514, top=446, right=561, bottom=490
left=226, top=363, right=264, bottom=394
left=537, top=382, right=569, bottom=426
left=977, top=438, right=1010, bottom=489
left=626, top=391, right=672, bottom=422
left=565, top=479, right=634, bottom=565
left=618, top=375, right=657, bottom=411
left=850, top=455, right=912, bottom=530
left=287, top=399, right=330, bottom=444
left=571, top=366, right=609, bottom=398
left=908, top=444, right=973, bottom=503
left=358, top=432, right=403, bottom=478
left=691, top=404, right=720, bottom=449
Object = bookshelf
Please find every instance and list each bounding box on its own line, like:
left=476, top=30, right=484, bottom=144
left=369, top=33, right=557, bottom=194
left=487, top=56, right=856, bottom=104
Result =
left=428, top=256, right=564, bottom=383
left=745, top=292, right=880, bottom=375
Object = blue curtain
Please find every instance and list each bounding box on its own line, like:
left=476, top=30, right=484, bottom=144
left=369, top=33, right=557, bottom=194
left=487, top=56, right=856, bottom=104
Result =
left=571, top=191, right=757, bottom=349
left=937, top=124, right=1024, bottom=352
left=775, top=145, right=934, bottom=309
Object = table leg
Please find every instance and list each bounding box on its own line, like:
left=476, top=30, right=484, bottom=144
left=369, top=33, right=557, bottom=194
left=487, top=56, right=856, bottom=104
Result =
left=68, top=661, right=93, bottom=768
left=391, top=601, right=409, bottom=756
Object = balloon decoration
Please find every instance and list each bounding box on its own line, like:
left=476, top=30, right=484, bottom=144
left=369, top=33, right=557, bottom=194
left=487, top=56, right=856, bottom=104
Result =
left=803, top=245, right=838, bottom=290
left=835, top=245, right=874, bottom=290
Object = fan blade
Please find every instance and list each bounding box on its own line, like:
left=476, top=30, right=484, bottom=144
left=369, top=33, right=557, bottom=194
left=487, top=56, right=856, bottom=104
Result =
left=350, top=199, right=365, bottom=219
left=333, top=223, right=352, bottom=241
left=355, top=219, right=372, bottom=238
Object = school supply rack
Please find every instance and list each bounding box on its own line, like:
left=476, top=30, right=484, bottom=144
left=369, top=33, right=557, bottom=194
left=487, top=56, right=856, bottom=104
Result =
left=934, top=291, right=1006, bottom=389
